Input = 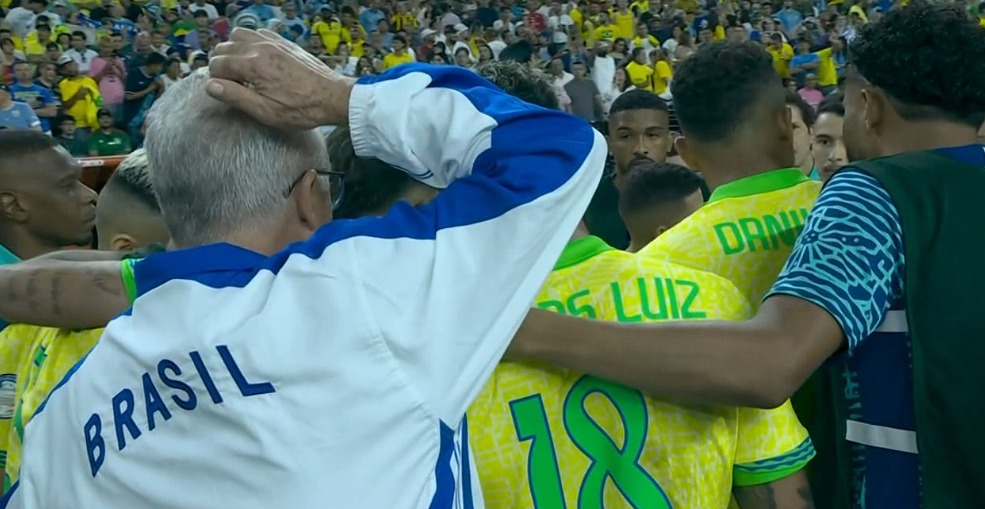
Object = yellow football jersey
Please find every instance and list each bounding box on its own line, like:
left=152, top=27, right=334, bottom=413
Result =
left=469, top=236, right=813, bottom=509
left=0, top=325, right=42, bottom=472
left=4, top=327, right=102, bottom=488
left=640, top=168, right=822, bottom=305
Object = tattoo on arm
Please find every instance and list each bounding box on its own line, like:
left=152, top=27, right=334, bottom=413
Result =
left=733, top=473, right=816, bottom=509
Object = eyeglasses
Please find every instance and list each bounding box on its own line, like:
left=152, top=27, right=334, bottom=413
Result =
left=285, top=169, right=346, bottom=210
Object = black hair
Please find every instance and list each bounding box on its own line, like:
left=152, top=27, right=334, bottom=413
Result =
left=672, top=41, right=784, bottom=142
left=618, top=162, right=703, bottom=217
left=785, top=89, right=815, bottom=127
left=45, top=42, right=59, bottom=51
left=0, top=130, right=58, bottom=174
left=71, top=30, right=86, bottom=39
left=817, top=94, right=845, bottom=117
left=393, top=34, right=408, bottom=46
left=144, top=52, right=167, bottom=66
left=609, top=89, right=668, bottom=118
left=848, top=3, right=985, bottom=128
left=193, top=9, right=208, bottom=17
left=35, top=23, right=50, bottom=32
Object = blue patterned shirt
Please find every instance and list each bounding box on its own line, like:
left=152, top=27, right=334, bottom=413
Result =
left=769, top=145, right=985, bottom=509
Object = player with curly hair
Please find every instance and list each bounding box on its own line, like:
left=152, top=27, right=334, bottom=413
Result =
left=511, top=5, right=985, bottom=508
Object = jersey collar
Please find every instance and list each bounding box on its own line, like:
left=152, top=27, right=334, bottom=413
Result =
left=0, top=243, right=21, bottom=266
left=553, top=235, right=614, bottom=271
left=707, top=167, right=809, bottom=204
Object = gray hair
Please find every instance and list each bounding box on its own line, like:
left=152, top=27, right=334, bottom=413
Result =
left=144, top=68, right=327, bottom=246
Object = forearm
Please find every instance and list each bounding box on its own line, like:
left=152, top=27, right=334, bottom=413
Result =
left=733, top=470, right=814, bottom=509
left=0, top=258, right=129, bottom=329
left=514, top=309, right=796, bottom=407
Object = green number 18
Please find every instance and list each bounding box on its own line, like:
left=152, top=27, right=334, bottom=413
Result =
left=509, top=376, right=673, bottom=509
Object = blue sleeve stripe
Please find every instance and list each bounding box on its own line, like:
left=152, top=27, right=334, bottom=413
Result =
left=0, top=480, right=17, bottom=508
left=734, top=438, right=816, bottom=473
left=767, top=169, right=905, bottom=351
left=133, top=65, right=600, bottom=299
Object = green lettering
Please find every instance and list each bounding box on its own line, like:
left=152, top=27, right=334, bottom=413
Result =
left=762, top=214, right=793, bottom=248
left=563, top=376, right=672, bottom=509
left=637, top=277, right=669, bottom=320
left=565, top=289, right=597, bottom=318
left=676, top=280, right=707, bottom=318
left=738, top=217, right=771, bottom=252
left=509, top=395, right=566, bottom=508
left=780, top=208, right=808, bottom=237
left=663, top=278, right=681, bottom=319
left=537, top=299, right=567, bottom=314
left=714, top=222, right=745, bottom=255
left=610, top=282, right=642, bottom=322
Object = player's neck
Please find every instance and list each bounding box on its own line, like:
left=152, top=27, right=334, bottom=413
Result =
left=568, top=222, right=590, bottom=243
left=701, top=153, right=792, bottom=193
left=0, top=228, right=64, bottom=260
left=879, top=122, right=980, bottom=157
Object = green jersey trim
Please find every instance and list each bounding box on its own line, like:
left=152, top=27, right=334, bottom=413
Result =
left=732, top=437, right=816, bottom=486
left=121, top=259, right=138, bottom=304
left=707, top=168, right=809, bottom=204
left=552, top=235, right=614, bottom=271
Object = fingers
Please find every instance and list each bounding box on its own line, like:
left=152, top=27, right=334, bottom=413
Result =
left=205, top=77, right=273, bottom=124
left=227, top=27, right=268, bottom=43
left=208, top=52, right=261, bottom=85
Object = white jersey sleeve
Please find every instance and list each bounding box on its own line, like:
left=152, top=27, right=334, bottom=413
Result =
left=319, top=64, right=605, bottom=423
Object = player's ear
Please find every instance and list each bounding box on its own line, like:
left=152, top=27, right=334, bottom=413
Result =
left=674, top=136, right=697, bottom=170
left=109, top=234, right=138, bottom=252
left=0, top=192, right=27, bottom=223
left=292, top=169, right=333, bottom=233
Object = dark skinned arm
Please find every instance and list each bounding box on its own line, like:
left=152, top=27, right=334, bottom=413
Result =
left=734, top=470, right=815, bottom=509
left=0, top=255, right=130, bottom=329
left=510, top=295, right=844, bottom=408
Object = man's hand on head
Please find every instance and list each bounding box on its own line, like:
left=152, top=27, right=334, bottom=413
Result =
left=206, top=28, right=356, bottom=130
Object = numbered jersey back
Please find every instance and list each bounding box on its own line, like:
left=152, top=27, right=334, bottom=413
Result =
left=470, top=239, right=811, bottom=509
left=640, top=171, right=821, bottom=305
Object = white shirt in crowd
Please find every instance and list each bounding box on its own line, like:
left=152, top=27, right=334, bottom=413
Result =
left=592, top=54, right=615, bottom=98
left=65, top=47, right=99, bottom=74
left=189, top=1, right=220, bottom=19
left=7, top=65, right=605, bottom=509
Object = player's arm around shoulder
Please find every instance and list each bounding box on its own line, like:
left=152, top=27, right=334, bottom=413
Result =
left=0, top=255, right=132, bottom=329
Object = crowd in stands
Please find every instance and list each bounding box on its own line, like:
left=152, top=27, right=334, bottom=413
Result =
left=4, top=0, right=981, bottom=155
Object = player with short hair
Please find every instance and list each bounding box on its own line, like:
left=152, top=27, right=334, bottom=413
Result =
left=785, top=89, right=815, bottom=176
left=1, top=149, right=170, bottom=491
left=511, top=6, right=985, bottom=508
left=618, top=161, right=704, bottom=252
left=810, top=98, right=846, bottom=182
left=606, top=90, right=671, bottom=190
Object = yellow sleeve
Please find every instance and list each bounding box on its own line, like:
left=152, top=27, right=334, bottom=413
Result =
left=733, top=401, right=815, bottom=486
left=0, top=325, right=48, bottom=470
left=24, top=34, right=45, bottom=56
left=656, top=60, right=673, bottom=79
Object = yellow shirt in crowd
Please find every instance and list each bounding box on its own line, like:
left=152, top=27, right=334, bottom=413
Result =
left=815, top=47, right=838, bottom=87
left=593, top=23, right=618, bottom=42
left=652, top=60, right=673, bottom=94
left=611, top=9, right=636, bottom=39
left=381, top=51, right=414, bottom=70
left=312, top=19, right=350, bottom=54
left=768, top=42, right=795, bottom=79
left=470, top=236, right=814, bottom=509
left=59, top=76, right=101, bottom=129
left=625, top=61, right=654, bottom=91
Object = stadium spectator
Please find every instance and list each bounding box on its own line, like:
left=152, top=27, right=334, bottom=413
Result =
left=88, top=37, right=126, bottom=123
left=57, top=55, right=101, bottom=137
left=87, top=107, right=131, bottom=156
left=0, top=83, right=41, bottom=131
left=64, top=31, right=98, bottom=75
left=563, top=60, right=602, bottom=122
left=53, top=115, right=87, bottom=156
left=121, top=51, right=164, bottom=126
left=9, top=61, right=55, bottom=134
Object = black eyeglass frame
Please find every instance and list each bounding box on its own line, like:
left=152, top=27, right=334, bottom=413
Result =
left=285, top=169, right=346, bottom=210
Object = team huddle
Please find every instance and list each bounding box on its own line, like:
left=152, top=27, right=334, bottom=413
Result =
left=0, top=3, right=983, bottom=509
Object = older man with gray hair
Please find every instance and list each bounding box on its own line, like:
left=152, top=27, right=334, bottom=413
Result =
left=4, top=29, right=605, bottom=509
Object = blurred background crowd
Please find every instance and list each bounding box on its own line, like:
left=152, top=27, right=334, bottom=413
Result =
left=3, top=0, right=982, bottom=159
